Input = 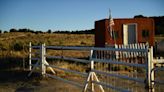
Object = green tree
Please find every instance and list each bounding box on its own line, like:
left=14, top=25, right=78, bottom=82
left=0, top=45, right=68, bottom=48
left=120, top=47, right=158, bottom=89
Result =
left=134, top=15, right=146, bottom=18
left=4, top=31, right=8, bottom=33
left=47, top=29, right=52, bottom=33
left=10, top=28, right=17, bottom=32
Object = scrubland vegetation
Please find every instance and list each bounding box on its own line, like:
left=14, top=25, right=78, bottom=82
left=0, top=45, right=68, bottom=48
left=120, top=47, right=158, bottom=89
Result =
left=0, top=32, right=94, bottom=69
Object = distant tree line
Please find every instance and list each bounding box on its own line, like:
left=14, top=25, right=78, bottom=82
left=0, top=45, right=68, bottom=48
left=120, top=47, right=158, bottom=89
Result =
left=134, top=15, right=164, bottom=35
left=53, top=29, right=94, bottom=34
left=9, top=28, right=44, bottom=34
left=0, top=28, right=94, bottom=34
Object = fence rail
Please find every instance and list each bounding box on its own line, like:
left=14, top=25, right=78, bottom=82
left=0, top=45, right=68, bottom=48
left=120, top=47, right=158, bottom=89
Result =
left=28, top=42, right=164, bottom=92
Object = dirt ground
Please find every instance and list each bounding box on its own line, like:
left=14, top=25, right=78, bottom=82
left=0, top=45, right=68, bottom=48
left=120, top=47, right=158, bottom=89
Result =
left=0, top=68, right=163, bottom=92
left=0, top=69, right=82, bottom=92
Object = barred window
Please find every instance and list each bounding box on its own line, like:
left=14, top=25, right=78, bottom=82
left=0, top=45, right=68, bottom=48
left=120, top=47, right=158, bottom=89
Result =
left=142, top=30, right=149, bottom=37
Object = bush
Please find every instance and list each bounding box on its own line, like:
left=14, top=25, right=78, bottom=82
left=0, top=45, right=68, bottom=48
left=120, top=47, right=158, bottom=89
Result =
left=13, top=42, right=23, bottom=51
left=4, top=31, right=8, bottom=33
left=10, top=28, right=17, bottom=32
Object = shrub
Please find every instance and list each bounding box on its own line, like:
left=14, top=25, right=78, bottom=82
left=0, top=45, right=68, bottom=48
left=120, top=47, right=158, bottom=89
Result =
left=13, top=42, right=23, bottom=51
left=4, top=31, right=8, bottom=33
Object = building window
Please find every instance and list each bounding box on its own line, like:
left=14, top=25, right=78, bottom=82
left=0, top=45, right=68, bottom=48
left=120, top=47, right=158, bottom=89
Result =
left=142, top=30, right=149, bottom=37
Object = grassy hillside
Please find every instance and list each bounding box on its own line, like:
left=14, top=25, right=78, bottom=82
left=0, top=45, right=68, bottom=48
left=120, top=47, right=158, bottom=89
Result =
left=0, top=32, right=94, bottom=51
left=0, top=32, right=94, bottom=69
left=0, top=32, right=94, bottom=46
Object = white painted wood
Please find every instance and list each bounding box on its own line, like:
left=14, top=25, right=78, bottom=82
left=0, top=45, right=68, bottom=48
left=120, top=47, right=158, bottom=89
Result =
left=114, top=43, right=149, bottom=58
left=84, top=72, right=92, bottom=92
left=44, top=60, right=56, bottom=74
left=146, top=46, right=155, bottom=92
left=150, top=46, right=154, bottom=91
left=84, top=49, right=105, bottom=92
left=29, top=42, right=32, bottom=71
left=90, top=49, right=94, bottom=92
left=41, top=44, right=46, bottom=76
left=93, top=72, right=104, bottom=92
left=123, top=24, right=128, bottom=45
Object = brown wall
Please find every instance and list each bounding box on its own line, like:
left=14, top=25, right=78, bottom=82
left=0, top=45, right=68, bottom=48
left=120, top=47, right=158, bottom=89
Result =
left=95, top=18, right=155, bottom=47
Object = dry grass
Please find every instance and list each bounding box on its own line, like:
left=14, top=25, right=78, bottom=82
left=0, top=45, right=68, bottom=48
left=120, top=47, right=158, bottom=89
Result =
left=155, top=35, right=164, bottom=42
left=0, top=32, right=94, bottom=67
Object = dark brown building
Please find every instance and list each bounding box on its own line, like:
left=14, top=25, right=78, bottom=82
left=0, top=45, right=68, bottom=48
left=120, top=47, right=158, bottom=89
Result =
left=95, top=18, right=155, bottom=47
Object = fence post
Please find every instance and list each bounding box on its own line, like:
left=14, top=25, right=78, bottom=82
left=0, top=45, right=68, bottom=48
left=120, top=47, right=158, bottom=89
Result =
left=29, top=42, right=32, bottom=71
left=90, top=48, right=94, bottom=92
left=40, top=43, right=46, bottom=77
left=150, top=46, right=155, bottom=91
left=146, top=46, right=154, bottom=92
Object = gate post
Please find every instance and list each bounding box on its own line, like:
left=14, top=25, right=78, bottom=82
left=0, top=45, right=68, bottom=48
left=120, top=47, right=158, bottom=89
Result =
left=90, top=49, right=94, bottom=92
left=146, top=46, right=154, bottom=92
left=29, top=42, right=32, bottom=71
left=83, top=48, right=104, bottom=92
left=150, top=46, right=155, bottom=91
left=40, top=43, right=46, bottom=77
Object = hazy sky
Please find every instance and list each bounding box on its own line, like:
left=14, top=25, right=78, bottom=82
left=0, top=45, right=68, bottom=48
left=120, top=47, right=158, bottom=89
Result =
left=0, top=0, right=164, bottom=31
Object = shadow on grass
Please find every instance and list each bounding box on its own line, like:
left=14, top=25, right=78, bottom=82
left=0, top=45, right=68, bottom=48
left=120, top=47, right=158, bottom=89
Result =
left=0, top=56, right=85, bottom=92
left=0, top=56, right=27, bottom=70
left=0, top=56, right=44, bottom=92
left=0, top=68, right=44, bottom=92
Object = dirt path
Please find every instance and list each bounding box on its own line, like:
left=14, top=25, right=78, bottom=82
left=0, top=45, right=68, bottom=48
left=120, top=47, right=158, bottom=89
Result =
left=0, top=69, right=82, bottom=92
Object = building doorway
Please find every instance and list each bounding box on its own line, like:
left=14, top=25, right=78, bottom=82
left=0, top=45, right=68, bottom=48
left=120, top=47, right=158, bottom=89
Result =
left=123, top=24, right=137, bottom=45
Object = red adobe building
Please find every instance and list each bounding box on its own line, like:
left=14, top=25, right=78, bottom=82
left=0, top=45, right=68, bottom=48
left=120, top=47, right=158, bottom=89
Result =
left=95, top=18, right=155, bottom=47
